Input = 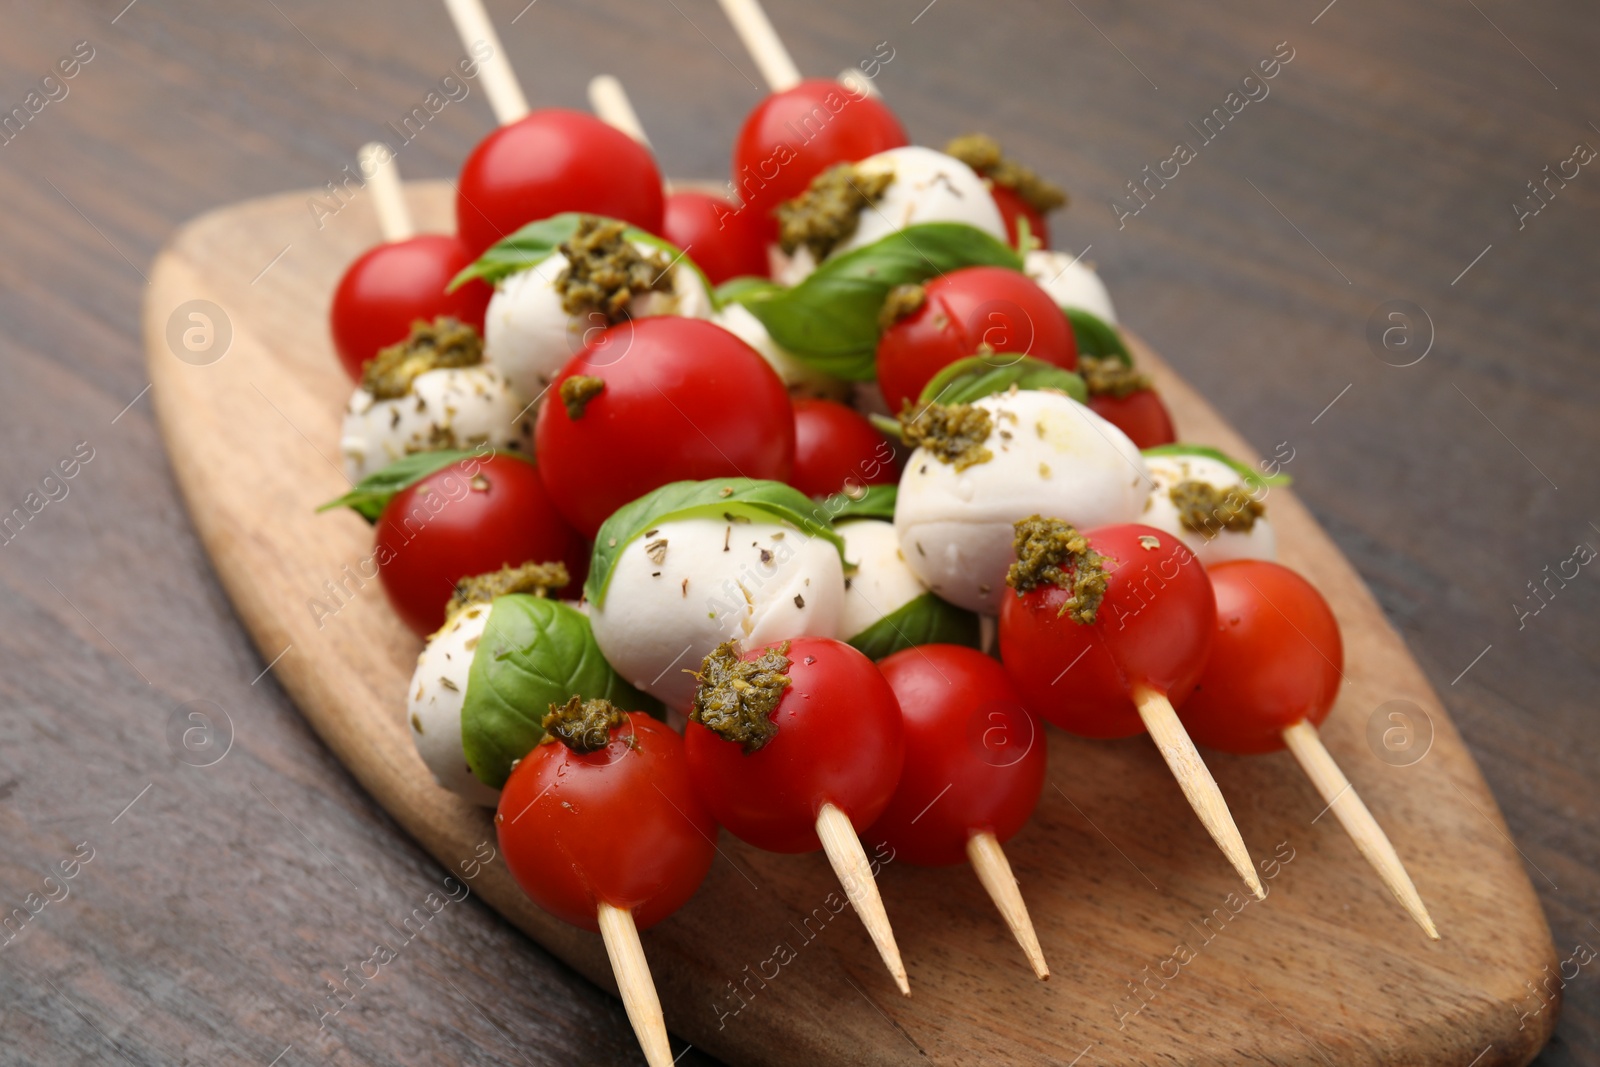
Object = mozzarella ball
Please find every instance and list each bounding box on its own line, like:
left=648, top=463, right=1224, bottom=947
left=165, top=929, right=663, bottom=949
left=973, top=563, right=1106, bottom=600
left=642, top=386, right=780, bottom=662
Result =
left=340, top=366, right=530, bottom=482
left=407, top=604, right=500, bottom=808
left=1024, top=249, right=1118, bottom=325
left=483, top=245, right=713, bottom=398
left=589, top=517, right=845, bottom=711
left=837, top=519, right=927, bottom=640
left=895, top=389, right=1150, bottom=614
left=1140, top=452, right=1277, bottom=566
left=833, top=146, right=1008, bottom=259
left=713, top=302, right=849, bottom=401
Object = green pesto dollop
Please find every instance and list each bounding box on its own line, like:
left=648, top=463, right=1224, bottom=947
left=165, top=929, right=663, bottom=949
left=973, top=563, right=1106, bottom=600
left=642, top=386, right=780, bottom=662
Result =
left=689, top=640, right=791, bottom=754
left=1079, top=354, right=1153, bottom=399
left=361, top=317, right=483, bottom=400
left=1006, top=515, right=1109, bottom=625
left=542, top=695, right=624, bottom=755
left=560, top=374, right=606, bottom=420
left=1168, top=480, right=1265, bottom=538
left=900, top=400, right=994, bottom=471
left=446, top=560, right=570, bottom=618
left=944, top=133, right=1068, bottom=215
left=555, top=216, right=676, bottom=324
left=776, top=163, right=894, bottom=261
left=878, top=282, right=927, bottom=331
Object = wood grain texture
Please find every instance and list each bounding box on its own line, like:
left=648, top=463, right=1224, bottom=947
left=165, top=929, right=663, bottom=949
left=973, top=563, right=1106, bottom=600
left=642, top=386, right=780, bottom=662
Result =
left=1, top=0, right=1596, bottom=1064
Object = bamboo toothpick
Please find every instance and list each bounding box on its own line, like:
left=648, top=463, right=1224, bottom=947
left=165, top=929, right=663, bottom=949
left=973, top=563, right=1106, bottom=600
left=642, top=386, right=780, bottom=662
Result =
left=587, top=75, right=651, bottom=148
left=358, top=143, right=413, bottom=243
left=1133, top=685, right=1265, bottom=900
left=596, top=902, right=674, bottom=1067
left=716, top=0, right=803, bottom=93
left=816, top=801, right=909, bottom=995
left=440, top=0, right=530, bottom=125
left=838, top=68, right=880, bottom=98
left=966, top=831, right=1049, bottom=980
left=1281, top=720, right=1440, bottom=939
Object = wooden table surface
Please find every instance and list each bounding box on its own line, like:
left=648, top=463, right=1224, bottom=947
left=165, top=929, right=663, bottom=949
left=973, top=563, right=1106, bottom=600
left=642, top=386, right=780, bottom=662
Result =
left=0, top=1, right=1594, bottom=1064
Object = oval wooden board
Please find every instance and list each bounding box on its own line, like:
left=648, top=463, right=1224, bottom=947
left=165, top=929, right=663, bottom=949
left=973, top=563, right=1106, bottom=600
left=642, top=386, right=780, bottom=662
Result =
left=145, top=181, right=1558, bottom=1067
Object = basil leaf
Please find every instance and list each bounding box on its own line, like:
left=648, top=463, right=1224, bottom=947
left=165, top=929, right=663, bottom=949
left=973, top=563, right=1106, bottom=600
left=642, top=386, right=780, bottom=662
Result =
left=1142, top=443, right=1292, bottom=491
left=460, top=595, right=658, bottom=789
left=847, top=592, right=981, bottom=661
left=450, top=214, right=710, bottom=297
left=868, top=412, right=901, bottom=438
left=316, top=448, right=491, bottom=522
left=1064, top=307, right=1132, bottom=363
left=822, top=484, right=898, bottom=522
left=918, top=355, right=1087, bottom=407
left=715, top=275, right=782, bottom=305
left=586, top=478, right=848, bottom=608
left=739, top=223, right=1024, bottom=382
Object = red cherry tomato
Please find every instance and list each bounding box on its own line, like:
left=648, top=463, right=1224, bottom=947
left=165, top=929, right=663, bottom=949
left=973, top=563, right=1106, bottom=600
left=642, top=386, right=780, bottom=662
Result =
left=1180, top=561, right=1344, bottom=755
left=497, top=712, right=716, bottom=931
left=869, top=645, right=1046, bottom=866
left=375, top=453, right=587, bottom=637
left=876, top=266, right=1077, bottom=414
left=684, top=637, right=904, bottom=854
left=732, top=79, right=908, bottom=230
left=989, top=184, right=1051, bottom=251
left=1000, top=523, right=1215, bottom=738
left=536, top=317, right=795, bottom=537
left=456, top=110, right=665, bottom=258
left=789, top=398, right=899, bottom=498
left=662, top=191, right=769, bottom=285
left=330, top=235, right=490, bottom=381
left=1089, top=389, right=1177, bottom=449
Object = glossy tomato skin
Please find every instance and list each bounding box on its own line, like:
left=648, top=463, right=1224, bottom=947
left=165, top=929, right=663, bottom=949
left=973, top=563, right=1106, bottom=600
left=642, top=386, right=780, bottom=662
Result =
left=789, top=398, right=899, bottom=498
left=536, top=317, right=795, bottom=537
left=732, top=79, right=907, bottom=228
left=1181, top=561, right=1344, bottom=755
left=330, top=235, right=490, bottom=381
left=1000, top=524, right=1215, bottom=739
left=497, top=713, right=716, bottom=932
left=876, top=266, right=1077, bottom=414
left=662, top=191, right=769, bottom=285
left=684, top=637, right=904, bottom=854
left=456, top=109, right=665, bottom=257
left=375, top=453, right=587, bottom=637
left=1089, top=389, right=1177, bottom=450
left=869, top=645, right=1046, bottom=866
left=989, top=184, right=1051, bottom=250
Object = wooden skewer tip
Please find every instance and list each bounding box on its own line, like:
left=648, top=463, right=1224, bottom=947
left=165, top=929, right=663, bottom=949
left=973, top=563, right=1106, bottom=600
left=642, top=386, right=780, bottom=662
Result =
left=596, top=902, right=674, bottom=1067
left=440, top=0, right=530, bottom=125
left=357, top=141, right=413, bottom=244
left=967, top=830, right=1049, bottom=980
left=715, top=0, right=803, bottom=93
left=815, top=802, right=910, bottom=995
left=586, top=74, right=652, bottom=148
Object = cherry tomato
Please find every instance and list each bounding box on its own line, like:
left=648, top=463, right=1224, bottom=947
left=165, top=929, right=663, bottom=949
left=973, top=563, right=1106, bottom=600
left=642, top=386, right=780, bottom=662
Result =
left=330, top=235, right=490, bottom=381
left=789, top=398, right=899, bottom=498
left=1089, top=389, right=1177, bottom=450
left=536, top=317, right=795, bottom=538
left=732, top=79, right=908, bottom=231
left=876, top=266, right=1077, bottom=414
left=1000, top=523, right=1215, bottom=738
left=869, top=645, right=1046, bottom=866
left=1180, top=561, right=1343, bottom=755
left=456, top=110, right=665, bottom=258
left=375, top=453, right=587, bottom=637
left=684, top=637, right=904, bottom=853
left=990, top=184, right=1051, bottom=251
left=497, top=711, right=715, bottom=931
left=662, top=190, right=769, bottom=285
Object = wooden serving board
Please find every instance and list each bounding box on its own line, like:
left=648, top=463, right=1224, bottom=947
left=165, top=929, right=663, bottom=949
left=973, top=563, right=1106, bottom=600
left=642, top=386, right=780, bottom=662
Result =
left=145, top=182, right=1559, bottom=1066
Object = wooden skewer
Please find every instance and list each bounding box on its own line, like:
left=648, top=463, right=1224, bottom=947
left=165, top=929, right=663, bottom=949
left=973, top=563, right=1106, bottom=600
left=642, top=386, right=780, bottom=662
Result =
left=1133, top=684, right=1265, bottom=900
left=715, top=0, right=803, bottom=93
left=838, top=68, right=881, bottom=99
left=596, top=902, right=674, bottom=1067
left=587, top=75, right=651, bottom=148
left=440, top=0, right=530, bottom=125
left=966, top=831, right=1048, bottom=980
left=815, top=801, right=909, bottom=995
left=358, top=143, right=414, bottom=243
left=1281, top=720, right=1440, bottom=939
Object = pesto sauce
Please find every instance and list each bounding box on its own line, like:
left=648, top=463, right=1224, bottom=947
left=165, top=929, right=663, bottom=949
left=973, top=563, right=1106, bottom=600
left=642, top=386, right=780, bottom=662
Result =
left=900, top=401, right=994, bottom=471
left=878, top=283, right=927, bottom=331
left=1168, top=480, right=1265, bottom=537
left=1005, top=515, right=1109, bottom=625
left=542, top=695, right=624, bottom=754
left=1080, top=354, right=1153, bottom=399
left=944, top=133, right=1067, bottom=214
left=555, top=216, right=675, bottom=324
left=689, top=640, right=791, bottom=754
left=361, top=317, right=483, bottom=400
left=447, top=560, right=570, bottom=618
left=776, top=163, right=894, bottom=261
left=560, top=375, right=606, bottom=420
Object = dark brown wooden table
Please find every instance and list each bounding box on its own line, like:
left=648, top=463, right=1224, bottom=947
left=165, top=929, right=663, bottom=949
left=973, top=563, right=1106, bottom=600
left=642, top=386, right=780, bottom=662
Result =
left=1, top=1, right=1595, bottom=1063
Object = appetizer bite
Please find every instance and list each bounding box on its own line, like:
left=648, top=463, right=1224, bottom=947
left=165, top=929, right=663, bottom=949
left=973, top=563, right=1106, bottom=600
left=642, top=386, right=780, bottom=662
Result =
left=1137, top=445, right=1279, bottom=566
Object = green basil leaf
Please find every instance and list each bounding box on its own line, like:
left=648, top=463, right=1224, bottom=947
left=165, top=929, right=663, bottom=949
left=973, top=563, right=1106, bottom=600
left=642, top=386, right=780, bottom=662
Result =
left=739, top=223, right=1025, bottom=382
left=586, top=478, right=847, bottom=608
left=822, top=484, right=899, bottom=522
left=714, top=275, right=782, bottom=305
left=449, top=214, right=710, bottom=297
left=1142, top=443, right=1292, bottom=491
left=316, top=448, right=490, bottom=522
left=847, top=591, right=982, bottom=661
left=868, top=412, right=901, bottom=438
left=460, top=595, right=659, bottom=789
left=1064, top=307, right=1132, bottom=363
left=918, top=355, right=1087, bottom=407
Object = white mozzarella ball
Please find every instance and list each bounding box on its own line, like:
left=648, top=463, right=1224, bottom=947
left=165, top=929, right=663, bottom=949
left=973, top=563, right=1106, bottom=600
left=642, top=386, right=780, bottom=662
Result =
left=832, top=146, right=1008, bottom=259
left=836, top=519, right=927, bottom=640
left=483, top=245, right=713, bottom=398
left=894, top=389, right=1150, bottom=614
left=340, top=366, right=530, bottom=483
left=589, top=517, right=845, bottom=711
left=1139, top=452, right=1277, bottom=566
left=713, top=302, right=848, bottom=401
left=407, top=604, right=500, bottom=808
left=1024, top=249, right=1118, bottom=325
